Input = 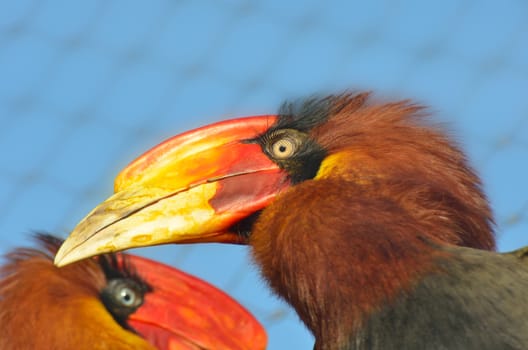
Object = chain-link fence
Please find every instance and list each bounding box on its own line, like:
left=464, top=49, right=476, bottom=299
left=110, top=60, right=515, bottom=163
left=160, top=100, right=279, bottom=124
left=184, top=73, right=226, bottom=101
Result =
left=1, top=0, right=527, bottom=348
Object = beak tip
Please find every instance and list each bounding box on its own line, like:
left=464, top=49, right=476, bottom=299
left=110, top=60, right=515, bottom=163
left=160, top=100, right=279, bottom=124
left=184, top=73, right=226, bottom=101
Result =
left=53, top=247, right=72, bottom=267
left=53, top=240, right=95, bottom=267
left=53, top=256, right=67, bottom=267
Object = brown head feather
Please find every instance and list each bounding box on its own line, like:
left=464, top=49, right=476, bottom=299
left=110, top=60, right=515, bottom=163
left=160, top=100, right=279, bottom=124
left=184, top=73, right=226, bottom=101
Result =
left=312, top=92, right=494, bottom=250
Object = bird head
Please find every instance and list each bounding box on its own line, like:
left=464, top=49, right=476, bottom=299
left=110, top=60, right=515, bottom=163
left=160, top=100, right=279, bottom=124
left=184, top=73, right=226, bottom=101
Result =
left=1, top=233, right=266, bottom=349
left=54, top=92, right=494, bottom=267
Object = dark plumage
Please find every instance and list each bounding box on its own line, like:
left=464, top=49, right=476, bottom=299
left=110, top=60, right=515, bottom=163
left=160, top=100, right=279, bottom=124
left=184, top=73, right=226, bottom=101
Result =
left=56, top=92, right=526, bottom=349
left=355, top=246, right=528, bottom=349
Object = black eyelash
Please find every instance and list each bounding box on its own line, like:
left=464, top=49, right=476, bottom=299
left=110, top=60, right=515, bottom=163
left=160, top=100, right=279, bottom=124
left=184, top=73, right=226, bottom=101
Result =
left=98, top=253, right=152, bottom=293
left=275, top=95, right=334, bottom=132
left=251, top=129, right=288, bottom=150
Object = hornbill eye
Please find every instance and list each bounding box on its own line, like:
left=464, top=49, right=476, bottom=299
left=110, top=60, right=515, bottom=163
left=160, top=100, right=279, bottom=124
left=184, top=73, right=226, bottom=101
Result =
left=260, top=128, right=326, bottom=183
left=265, top=129, right=306, bottom=160
left=117, top=286, right=137, bottom=307
left=101, top=278, right=147, bottom=328
left=271, top=136, right=297, bottom=159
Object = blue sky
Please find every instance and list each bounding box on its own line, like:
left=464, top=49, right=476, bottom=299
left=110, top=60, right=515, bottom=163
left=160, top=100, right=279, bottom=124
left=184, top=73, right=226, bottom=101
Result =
left=1, top=1, right=527, bottom=348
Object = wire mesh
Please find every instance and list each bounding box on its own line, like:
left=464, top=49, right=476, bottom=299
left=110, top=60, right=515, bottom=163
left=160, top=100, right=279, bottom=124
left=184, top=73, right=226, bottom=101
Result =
left=1, top=0, right=527, bottom=348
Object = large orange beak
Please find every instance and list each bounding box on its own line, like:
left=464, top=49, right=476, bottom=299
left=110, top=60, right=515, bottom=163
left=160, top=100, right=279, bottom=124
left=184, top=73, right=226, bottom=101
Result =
left=125, top=254, right=266, bottom=350
left=55, top=116, right=289, bottom=266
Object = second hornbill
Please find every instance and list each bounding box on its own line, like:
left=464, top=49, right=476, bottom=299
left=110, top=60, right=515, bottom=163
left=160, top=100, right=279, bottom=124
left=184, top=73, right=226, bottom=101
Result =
left=55, top=92, right=528, bottom=349
left=1, top=233, right=266, bottom=349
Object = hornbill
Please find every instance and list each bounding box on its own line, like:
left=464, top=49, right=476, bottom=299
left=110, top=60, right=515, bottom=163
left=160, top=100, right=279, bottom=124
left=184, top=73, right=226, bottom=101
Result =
left=0, top=233, right=266, bottom=349
left=55, top=92, right=528, bottom=349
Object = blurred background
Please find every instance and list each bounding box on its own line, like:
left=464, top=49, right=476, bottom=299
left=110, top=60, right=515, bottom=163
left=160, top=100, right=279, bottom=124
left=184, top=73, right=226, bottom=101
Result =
left=1, top=0, right=527, bottom=348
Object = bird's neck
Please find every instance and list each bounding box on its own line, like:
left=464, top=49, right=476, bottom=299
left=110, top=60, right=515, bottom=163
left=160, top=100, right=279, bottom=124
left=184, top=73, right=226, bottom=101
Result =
left=250, top=179, right=452, bottom=349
